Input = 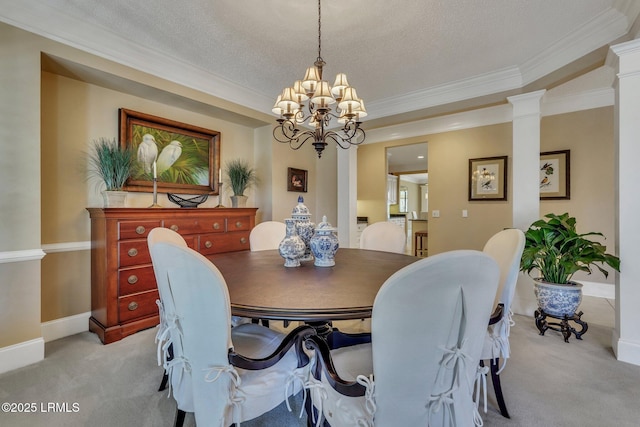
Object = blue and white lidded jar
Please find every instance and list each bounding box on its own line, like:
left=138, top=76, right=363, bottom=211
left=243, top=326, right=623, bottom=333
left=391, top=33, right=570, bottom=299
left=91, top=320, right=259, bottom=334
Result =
left=292, top=196, right=315, bottom=262
left=278, top=218, right=306, bottom=267
left=310, top=216, right=339, bottom=267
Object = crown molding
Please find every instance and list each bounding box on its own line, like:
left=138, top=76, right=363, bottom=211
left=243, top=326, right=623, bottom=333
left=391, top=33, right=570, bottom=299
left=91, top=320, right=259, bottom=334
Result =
left=520, top=7, right=630, bottom=86
left=365, top=67, right=522, bottom=121
left=0, top=0, right=632, bottom=123
left=0, top=0, right=274, bottom=114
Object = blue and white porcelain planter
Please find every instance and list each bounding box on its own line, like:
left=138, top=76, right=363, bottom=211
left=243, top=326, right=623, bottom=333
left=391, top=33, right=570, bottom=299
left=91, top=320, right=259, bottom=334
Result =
left=534, top=278, right=583, bottom=318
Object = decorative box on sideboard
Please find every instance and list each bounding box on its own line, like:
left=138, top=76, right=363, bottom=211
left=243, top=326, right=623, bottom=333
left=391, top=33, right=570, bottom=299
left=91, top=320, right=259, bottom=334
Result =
left=86, top=207, right=257, bottom=344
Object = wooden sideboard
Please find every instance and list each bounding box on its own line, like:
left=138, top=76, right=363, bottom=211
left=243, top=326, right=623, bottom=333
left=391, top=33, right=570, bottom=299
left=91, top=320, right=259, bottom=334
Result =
left=86, top=207, right=257, bottom=344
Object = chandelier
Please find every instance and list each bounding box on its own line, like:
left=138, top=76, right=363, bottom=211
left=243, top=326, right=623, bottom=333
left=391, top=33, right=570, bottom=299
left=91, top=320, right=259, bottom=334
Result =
left=272, top=0, right=366, bottom=158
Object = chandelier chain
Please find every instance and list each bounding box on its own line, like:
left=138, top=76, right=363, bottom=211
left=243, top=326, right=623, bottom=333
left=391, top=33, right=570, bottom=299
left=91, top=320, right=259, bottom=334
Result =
left=317, top=0, right=322, bottom=62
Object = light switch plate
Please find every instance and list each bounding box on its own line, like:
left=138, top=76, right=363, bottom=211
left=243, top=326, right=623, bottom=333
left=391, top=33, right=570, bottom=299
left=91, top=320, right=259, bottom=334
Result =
left=432, top=210, right=440, bottom=218
left=462, top=210, right=468, bottom=217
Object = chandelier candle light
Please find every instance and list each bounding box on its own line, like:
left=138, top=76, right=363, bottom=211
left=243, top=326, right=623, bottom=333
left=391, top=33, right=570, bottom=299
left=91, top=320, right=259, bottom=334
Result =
left=272, top=0, right=367, bottom=158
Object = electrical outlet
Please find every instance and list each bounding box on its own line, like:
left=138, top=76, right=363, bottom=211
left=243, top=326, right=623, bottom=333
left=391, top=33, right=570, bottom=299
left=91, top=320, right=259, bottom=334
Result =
left=432, top=210, right=440, bottom=218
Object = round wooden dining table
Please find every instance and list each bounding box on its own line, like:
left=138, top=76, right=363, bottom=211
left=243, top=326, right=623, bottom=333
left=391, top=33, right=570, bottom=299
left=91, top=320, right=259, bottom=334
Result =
left=207, top=248, right=419, bottom=322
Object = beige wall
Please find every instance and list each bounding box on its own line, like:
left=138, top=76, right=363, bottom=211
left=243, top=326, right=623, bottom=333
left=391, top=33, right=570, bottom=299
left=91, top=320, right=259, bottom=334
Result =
left=357, top=109, right=615, bottom=273
left=1, top=21, right=337, bottom=350
left=541, top=107, right=616, bottom=284
left=358, top=125, right=513, bottom=254
left=0, top=24, right=43, bottom=347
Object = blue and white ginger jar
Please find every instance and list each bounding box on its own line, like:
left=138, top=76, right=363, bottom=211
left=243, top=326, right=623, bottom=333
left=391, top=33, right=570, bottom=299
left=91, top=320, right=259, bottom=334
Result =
left=292, top=196, right=315, bottom=262
left=310, top=216, right=339, bottom=267
left=278, top=218, right=305, bottom=268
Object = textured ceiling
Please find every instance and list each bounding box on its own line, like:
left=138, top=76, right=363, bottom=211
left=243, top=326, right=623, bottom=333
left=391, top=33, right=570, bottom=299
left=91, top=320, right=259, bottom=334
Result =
left=2, top=0, right=639, bottom=128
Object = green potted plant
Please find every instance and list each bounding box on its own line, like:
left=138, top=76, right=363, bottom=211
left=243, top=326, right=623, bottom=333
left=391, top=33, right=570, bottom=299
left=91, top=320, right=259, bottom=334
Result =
left=520, top=212, right=620, bottom=317
left=225, top=159, right=257, bottom=208
left=88, top=137, right=134, bottom=207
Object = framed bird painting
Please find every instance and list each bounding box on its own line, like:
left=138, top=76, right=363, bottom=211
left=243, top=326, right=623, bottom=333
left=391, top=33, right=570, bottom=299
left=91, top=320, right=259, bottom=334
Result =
left=119, top=108, right=221, bottom=195
left=540, top=150, right=570, bottom=200
left=468, top=156, right=508, bottom=201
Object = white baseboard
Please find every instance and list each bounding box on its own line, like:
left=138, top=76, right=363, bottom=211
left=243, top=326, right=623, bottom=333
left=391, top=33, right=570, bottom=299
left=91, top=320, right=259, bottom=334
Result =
left=0, top=338, right=44, bottom=375
left=612, top=328, right=640, bottom=367
left=580, top=280, right=615, bottom=299
left=41, top=312, right=90, bottom=343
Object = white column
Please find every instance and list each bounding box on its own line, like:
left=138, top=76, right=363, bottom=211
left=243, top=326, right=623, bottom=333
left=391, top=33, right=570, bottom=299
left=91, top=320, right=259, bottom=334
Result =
left=337, top=146, right=358, bottom=248
left=508, top=90, right=545, bottom=316
left=611, top=39, right=640, bottom=366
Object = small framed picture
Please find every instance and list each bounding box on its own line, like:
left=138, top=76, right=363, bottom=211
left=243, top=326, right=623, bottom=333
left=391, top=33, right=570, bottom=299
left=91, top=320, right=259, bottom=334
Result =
left=469, top=156, right=508, bottom=201
left=287, top=167, right=308, bottom=192
left=540, top=150, right=570, bottom=200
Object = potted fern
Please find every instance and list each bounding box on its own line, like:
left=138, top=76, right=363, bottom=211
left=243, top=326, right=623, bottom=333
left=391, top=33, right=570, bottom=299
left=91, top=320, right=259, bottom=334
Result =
left=520, top=212, right=620, bottom=317
left=88, top=137, right=134, bottom=207
left=225, top=159, right=257, bottom=208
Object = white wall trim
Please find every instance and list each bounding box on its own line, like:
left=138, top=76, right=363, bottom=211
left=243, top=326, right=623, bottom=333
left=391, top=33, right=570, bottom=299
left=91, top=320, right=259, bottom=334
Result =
left=0, top=249, right=46, bottom=264
left=542, top=88, right=614, bottom=116
left=581, top=280, right=615, bottom=299
left=42, top=241, right=91, bottom=253
left=613, top=328, right=640, bottom=365
left=41, top=312, right=91, bottom=343
left=0, top=338, right=44, bottom=375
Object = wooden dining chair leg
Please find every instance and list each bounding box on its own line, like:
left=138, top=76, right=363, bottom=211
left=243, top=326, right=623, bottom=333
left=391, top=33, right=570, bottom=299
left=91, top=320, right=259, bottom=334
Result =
left=490, top=357, right=510, bottom=418
left=158, top=371, right=169, bottom=391
left=174, top=408, right=186, bottom=427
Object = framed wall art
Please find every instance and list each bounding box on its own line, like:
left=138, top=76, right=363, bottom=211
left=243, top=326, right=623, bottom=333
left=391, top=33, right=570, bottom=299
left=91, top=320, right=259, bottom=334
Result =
left=119, top=108, right=221, bottom=195
left=469, top=156, right=508, bottom=201
left=287, top=167, right=308, bottom=192
left=540, top=150, right=570, bottom=200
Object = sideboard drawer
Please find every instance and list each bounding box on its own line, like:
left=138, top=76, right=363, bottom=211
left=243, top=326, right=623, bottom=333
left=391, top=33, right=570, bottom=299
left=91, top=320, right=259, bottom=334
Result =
left=228, top=216, right=252, bottom=231
left=197, top=218, right=227, bottom=233
left=198, top=231, right=250, bottom=255
left=118, top=265, right=157, bottom=296
left=119, top=220, right=162, bottom=240
left=118, top=239, right=151, bottom=267
left=118, top=290, right=159, bottom=324
left=163, top=219, right=201, bottom=235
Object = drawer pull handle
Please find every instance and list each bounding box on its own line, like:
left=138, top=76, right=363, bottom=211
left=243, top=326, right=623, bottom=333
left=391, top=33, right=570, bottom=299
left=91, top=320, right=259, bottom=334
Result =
left=205, top=241, right=213, bottom=249
left=135, top=226, right=146, bottom=235
left=213, top=222, right=221, bottom=230
left=235, top=221, right=242, bottom=228
left=170, top=224, right=179, bottom=232
left=240, top=237, right=247, bottom=244
left=127, top=275, right=138, bottom=285
left=128, top=248, right=138, bottom=257
left=128, top=302, right=139, bottom=311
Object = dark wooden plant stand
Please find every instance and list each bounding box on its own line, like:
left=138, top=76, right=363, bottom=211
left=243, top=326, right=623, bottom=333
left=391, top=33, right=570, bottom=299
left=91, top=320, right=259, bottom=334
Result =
left=534, top=308, right=588, bottom=343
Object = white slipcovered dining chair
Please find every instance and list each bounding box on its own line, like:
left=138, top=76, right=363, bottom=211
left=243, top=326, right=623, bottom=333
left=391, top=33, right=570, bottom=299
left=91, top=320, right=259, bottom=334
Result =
left=305, top=250, right=500, bottom=427
left=148, top=228, right=314, bottom=427
left=359, top=221, right=406, bottom=254
left=148, top=227, right=190, bottom=394
left=476, top=228, right=525, bottom=418
left=250, top=221, right=286, bottom=252
left=249, top=220, right=286, bottom=328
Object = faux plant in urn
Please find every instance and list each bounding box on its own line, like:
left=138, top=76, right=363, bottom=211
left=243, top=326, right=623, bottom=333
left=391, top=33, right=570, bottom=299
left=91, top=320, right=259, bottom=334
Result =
left=225, top=159, right=258, bottom=208
left=88, top=137, right=134, bottom=207
left=520, top=212, right=620, bottom=317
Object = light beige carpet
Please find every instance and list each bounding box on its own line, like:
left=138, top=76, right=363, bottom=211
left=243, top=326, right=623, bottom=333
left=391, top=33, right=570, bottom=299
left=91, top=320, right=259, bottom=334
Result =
left=1, top=313, right=638, bottom=427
